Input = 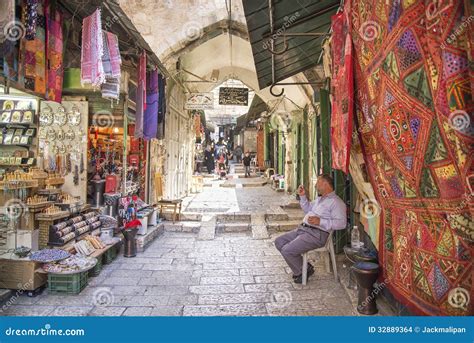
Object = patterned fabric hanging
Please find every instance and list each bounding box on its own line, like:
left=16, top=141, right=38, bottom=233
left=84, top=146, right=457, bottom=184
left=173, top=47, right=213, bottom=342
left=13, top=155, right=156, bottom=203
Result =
left=24, top=0, right=39, bottom=40
left=19, top=0, right=46, bottom=94
left=46, top=2, right=63, bottom=102
left=134, top=51, right=146, bottom=139
left=351, top=0, right=473, bottom=315
left=101, top=31, right=121, bottom=101
left=157, top=73, right=166, bottom=139
left=330, top=2, right=354, bottom=174
left=143, top=69, right=158, bottom=140
left=81, top=9, right=104, bottom=88
left=0, top=0, right=18, bottom=81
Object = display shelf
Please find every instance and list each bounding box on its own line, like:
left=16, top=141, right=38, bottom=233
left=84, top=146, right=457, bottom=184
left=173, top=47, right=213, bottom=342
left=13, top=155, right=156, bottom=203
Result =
left=26, top=201, right=55, bottom=210
left=0, top=144, right=36, bottom=148
left=0, top=122, right=37, bottom=128
left=35, top=211, right=70, bottom=221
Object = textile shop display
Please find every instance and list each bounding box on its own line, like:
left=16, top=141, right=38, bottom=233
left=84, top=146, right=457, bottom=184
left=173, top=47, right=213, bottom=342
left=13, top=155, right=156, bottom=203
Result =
left=351, top=0, right=473, bottom=315
left=330, top=4, right=353, bottom=174
left=81, top=8, right=104, bottom=88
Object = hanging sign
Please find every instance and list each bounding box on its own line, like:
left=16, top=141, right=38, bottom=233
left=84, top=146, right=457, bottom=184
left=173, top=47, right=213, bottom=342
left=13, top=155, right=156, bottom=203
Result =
left=219, top=87, right=248, bottom=106
left=185, top=93, right=214, bottom=110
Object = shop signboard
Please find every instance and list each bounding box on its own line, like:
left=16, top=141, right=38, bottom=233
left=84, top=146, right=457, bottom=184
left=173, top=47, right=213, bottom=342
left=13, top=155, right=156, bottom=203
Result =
left=185, top=93, right=214, bottom=110
left=219, top=87, right=248, bottom=106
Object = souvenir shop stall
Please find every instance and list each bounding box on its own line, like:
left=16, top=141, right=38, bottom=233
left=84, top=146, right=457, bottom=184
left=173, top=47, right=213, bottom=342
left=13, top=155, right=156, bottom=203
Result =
left=0, top=0, right=166, bottom=295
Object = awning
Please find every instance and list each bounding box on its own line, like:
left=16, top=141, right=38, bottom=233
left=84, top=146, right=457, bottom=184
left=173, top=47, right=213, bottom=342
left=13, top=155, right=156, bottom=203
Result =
left=242, top=0, right=339, bottom=90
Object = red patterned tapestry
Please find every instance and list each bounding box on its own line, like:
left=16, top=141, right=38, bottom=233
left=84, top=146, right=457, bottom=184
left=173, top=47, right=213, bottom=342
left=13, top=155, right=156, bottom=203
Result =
left=351, top=0, right=473, bottom=315
left=331, top=3, right=354, bottom=174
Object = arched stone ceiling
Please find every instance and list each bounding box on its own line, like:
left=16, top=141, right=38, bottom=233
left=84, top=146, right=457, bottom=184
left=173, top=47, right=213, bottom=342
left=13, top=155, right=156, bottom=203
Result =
left=119, top=0, right=313, bottom=107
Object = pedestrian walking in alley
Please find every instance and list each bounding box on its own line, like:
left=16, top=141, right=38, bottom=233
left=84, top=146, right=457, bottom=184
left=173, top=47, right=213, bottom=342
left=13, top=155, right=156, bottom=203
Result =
left=218, top=153, right=227, bottom=179
left=204, top=146, right=215, bottom=174
left=243, top=152, right=252, bottom=177
left=226, top=150, right=233, bottom=172
left=234, top=145, right=243, bottom=163
left=274, top=175, right=347, bottom=284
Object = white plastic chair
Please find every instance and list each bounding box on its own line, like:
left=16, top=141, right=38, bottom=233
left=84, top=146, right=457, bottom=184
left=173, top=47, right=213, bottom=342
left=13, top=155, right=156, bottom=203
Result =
left=302, top=231, right=337, bottom=285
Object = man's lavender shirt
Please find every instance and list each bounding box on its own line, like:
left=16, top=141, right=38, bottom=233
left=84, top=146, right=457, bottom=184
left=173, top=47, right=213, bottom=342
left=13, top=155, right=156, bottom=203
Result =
left=299, top=191, right=347, bottom=235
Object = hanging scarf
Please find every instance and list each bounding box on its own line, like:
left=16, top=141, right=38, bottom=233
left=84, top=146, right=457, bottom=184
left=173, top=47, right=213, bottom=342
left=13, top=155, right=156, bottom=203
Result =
left=46, top=3, right=63, bottom=102
left=20, top=0, right=46, bottom=94
left=25, top=0, right=39, bottom=40
left=143, top=69, right=158, bottom=140
left=81, top=8, right=104, bottom=88
left=157, top=73, right=166, bottom=139
left=134, top=51, right=146, bottom=138
left=101, top=31, right=121, bottom=101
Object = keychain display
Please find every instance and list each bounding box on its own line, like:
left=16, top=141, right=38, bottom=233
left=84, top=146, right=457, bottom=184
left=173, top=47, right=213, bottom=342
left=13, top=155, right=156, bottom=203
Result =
left=67, top=105, right=81, bottom=126
left=53, top=106, right=67, bottom=126
left=39, top=104, right=53, bottom=126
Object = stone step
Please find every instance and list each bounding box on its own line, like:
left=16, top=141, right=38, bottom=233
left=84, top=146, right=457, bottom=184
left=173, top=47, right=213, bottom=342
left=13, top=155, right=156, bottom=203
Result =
left=179, top=213, right=203, bottom=221
left=265, top=213, right=289, bottom=221
left=281, top=201, right=301, bottom=209
left=163, top=221, right=201, bottom=233
left=136, top=224, right=164, bottom=252
left=198, top=216, right=216, bottom=240
left=266, top=220, right=301, bottom=232
left=216, top=222, right=251, bottom=233
left=216, top=213, right=251, bottom=223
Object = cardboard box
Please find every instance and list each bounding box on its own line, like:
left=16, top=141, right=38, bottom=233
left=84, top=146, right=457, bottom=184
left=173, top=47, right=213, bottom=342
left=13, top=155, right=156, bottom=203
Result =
left=0, top=258, right=47, bottom=290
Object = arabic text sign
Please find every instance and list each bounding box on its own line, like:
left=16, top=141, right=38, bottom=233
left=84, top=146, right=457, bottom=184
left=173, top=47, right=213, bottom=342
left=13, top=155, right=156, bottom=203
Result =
left=185, top=93, right=214, bottom=110
left=219, top=87, right=249, bottom=106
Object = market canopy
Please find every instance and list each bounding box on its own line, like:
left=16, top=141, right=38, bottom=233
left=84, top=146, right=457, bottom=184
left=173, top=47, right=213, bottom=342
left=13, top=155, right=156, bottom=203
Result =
left=242, top=0, right=339, bottom=90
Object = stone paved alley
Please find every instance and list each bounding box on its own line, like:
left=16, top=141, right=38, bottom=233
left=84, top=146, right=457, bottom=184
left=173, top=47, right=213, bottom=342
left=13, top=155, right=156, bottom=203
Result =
left=1, top=171, right=393, bottom=317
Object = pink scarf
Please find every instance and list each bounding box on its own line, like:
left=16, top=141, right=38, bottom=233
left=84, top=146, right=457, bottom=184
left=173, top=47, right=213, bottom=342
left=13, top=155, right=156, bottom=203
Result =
left=81, top=9, right=104, bottom=88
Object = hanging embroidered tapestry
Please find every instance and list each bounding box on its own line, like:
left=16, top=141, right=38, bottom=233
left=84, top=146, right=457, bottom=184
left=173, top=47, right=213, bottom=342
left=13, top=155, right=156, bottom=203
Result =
left=19, top=0, right=46, bottom=94
left=46, top=3, right=63, bottom=102
left=331, top=2, right=354, bottom=174
left=351, top=0, right=473, bottom=315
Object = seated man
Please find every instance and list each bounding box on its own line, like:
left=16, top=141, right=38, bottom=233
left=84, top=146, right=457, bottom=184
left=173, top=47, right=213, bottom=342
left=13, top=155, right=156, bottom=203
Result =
left=275, top=174, right=347, bottom=284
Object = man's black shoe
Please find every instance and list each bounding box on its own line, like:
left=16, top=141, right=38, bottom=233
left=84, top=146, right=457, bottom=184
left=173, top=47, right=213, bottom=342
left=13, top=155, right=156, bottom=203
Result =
left=293, top=263, right=315, bottom=281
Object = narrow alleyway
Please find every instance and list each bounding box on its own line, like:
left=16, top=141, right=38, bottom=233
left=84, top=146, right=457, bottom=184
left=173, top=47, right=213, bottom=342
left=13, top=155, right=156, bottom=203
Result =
left=2, top=165, right=382, bottom=317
